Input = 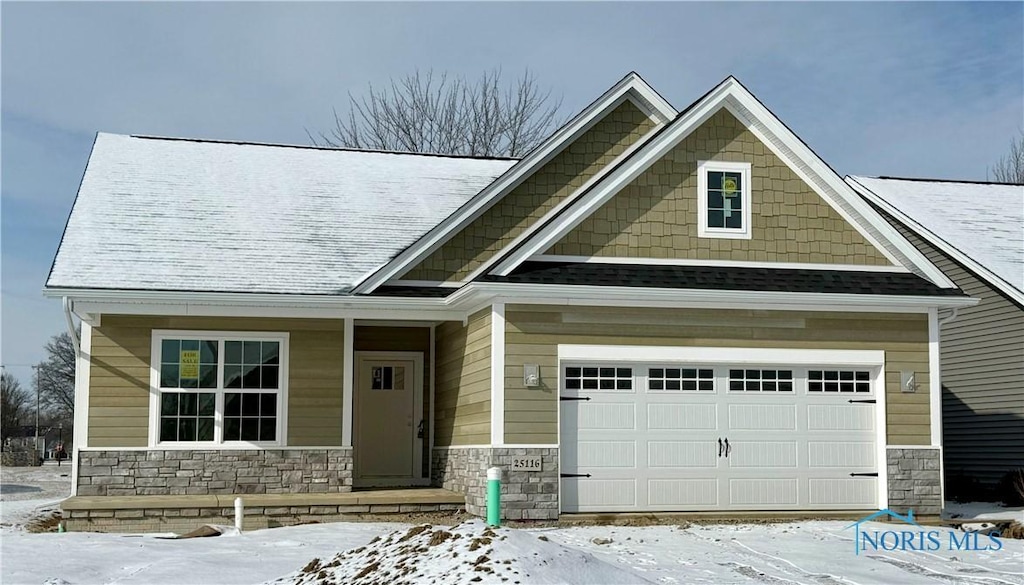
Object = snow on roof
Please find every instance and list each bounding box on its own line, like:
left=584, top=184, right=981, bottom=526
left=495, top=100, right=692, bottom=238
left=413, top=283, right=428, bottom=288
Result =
left=850, top=176, right=1023, bottom=297
left=47, top=134, right=516, bottom=295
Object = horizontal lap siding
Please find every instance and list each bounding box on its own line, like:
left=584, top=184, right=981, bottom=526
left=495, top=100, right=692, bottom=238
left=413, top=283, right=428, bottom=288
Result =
left=88, top=316, right=344, bottom=448
left=434, top=309, right=491, bottom=446
left=504, top=305, right=931, bottom=445
left=891, top=219, right=1024, bottom=483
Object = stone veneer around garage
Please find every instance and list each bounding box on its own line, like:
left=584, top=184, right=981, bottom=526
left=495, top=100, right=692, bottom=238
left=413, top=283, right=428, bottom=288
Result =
left=886, top=447, right=942, bottom=516
left=76, top=448, right=353, bottom=496
left=432, top=446, right=559, bottom=520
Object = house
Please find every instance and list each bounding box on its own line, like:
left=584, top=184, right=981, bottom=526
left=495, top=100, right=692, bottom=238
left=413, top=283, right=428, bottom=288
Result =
left=45, top=73, right=979, bottom=532
left=847, top=176, right=1024, bottom=497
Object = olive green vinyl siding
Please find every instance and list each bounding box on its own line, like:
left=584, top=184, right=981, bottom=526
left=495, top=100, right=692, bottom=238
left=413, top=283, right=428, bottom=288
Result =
left=889, top=216, right=1024, bottom=484
left=549, top=108, right=892, bottom=265
left=88, top=315, right=344, bottom=447
left=354, top=325, right=432, bottom=476
left=433, top=309, right=491, bottom=446
left=504, top=305, right=930, bottom=445
left=403, top=101, right=657, bottom=282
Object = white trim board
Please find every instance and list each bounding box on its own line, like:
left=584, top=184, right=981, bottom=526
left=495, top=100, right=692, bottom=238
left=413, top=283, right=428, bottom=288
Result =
left=342, top=318, right=354, bottom=447
left=350, top=72, right=676, bottom=294
left=490, top=303, right=506, bottom=446
left=847, top=175, right=1024, bottom=307
left=557, top=345, right=885, bottom=366
left=71, top=322, right=92, bottom=496
left=487, top=77, right=956, bottom=290
left=531, top=255, right=911, bottom=273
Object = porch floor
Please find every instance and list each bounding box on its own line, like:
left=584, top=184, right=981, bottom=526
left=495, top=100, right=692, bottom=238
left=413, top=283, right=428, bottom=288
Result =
left=62, top=487, right=464, bottom=512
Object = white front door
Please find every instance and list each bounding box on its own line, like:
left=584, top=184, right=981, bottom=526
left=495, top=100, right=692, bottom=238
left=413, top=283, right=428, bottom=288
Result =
left=354, top=352, right=423, bottom=486
left=560, top=361, right=880, bottom=512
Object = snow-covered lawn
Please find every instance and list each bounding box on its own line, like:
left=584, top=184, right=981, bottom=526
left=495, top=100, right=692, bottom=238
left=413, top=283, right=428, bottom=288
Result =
left=2, top=467, right=1022, bottom=584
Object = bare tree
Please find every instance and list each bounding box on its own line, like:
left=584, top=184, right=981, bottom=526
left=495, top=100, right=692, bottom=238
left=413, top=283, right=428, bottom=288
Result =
left=1, top=371, right=30, bottom=444
left=37, top=331, right=77, bottom=418
left=311, top=69, right=563, bottom=157
left=990, top=132, right=1024, bottom=184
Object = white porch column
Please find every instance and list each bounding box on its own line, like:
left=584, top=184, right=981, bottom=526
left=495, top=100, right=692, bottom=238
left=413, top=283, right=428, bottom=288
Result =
left=490, top=303, right=505, bottom=446
left=342, top=317, right=354, bottom=447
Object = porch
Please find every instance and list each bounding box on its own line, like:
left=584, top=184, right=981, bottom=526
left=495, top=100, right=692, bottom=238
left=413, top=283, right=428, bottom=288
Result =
left=61, top=487, right=466, bottom=533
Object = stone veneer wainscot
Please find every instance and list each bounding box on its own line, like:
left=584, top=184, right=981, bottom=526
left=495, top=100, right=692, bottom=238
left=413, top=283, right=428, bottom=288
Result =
left=432, top=447, right=559, bottom=520
left=886, top=447, right=942, bottom=516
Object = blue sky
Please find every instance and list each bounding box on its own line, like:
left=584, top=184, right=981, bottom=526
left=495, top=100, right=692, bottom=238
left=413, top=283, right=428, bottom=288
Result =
left=2, top=2, right=1022, bottom=388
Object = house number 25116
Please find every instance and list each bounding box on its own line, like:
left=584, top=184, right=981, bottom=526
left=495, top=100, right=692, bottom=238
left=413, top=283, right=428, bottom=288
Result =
left=511, top=456, right=542, bottom=471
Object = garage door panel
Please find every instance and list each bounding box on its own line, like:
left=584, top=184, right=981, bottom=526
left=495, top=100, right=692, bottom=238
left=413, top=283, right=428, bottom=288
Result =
left=728, top=403, right=797, bottom=430
left=648, top=440, right=718, bottom=468
left=576, top=441, right=636, bottom=468
left=649, top=479, right=719, bottom=507
left=808, top=441, right=876, bottom=468
left=807, top=404, right=874, bottom=431
left=578, top=402, right=636, bottom=430
left=569, top=478, right=637, bottom=510
left=648, top=403, right=717, bottom=430
left=808, top=478, right=877, bottom=506
left=727, top=441, right=798, bottom=468
left=729, top=478, right=800, bottom=506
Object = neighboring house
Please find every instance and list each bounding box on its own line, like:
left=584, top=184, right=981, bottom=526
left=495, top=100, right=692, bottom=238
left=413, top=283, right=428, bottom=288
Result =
left=847, top=176, right=1024, bottom=496
left=46, top=73, right=978, bottom=530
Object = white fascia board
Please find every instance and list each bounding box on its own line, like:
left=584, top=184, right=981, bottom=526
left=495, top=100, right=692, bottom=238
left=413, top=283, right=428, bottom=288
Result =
left=489, top=78, right=957, bottom=290
left=449, top=282, right=980, bottom=314
left=349, top=73, right=677, bottom=295
left=558, top=344, right=885, bottom=366
left=532, top=255, right=910, bottom=273
left=462, top=121, right=668, bottom=282
left=848, top=176, right=1024, bottom=306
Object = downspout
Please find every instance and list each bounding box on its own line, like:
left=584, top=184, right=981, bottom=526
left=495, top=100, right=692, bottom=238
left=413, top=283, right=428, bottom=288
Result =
left=938, top=307, right=959, bottom=327
left=63, top=297, right=81, bottom=355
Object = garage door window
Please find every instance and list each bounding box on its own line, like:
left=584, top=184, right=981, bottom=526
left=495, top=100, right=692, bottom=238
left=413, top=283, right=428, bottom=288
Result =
left=564, top=366, right=633, bottom=390
left=648, top=367, right=715, bottom=391
left=728, top=369, right=793, bottom=392
left=808, top=370, right=871, bottom=393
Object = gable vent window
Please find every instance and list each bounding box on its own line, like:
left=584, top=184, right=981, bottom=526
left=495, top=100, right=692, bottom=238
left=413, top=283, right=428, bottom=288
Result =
left=697, top=160, right=752, bottom=240
left=809, top=370, right=871, bottom=393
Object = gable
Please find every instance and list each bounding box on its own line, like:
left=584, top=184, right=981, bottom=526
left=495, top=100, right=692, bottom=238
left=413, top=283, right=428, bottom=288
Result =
left=547, top=108, right=893, bottom=266
left=400, top=100, right=658, bottom=282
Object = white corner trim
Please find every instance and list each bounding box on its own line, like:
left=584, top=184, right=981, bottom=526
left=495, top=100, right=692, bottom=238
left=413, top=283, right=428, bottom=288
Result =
left=71, top=321, right=92, bottom=496
left=928, top=308, right=942, bottom=448
left=490, top=303, right=506, bottom=446
left=342, top=318, right=354, bottom=447
left=530, top=255, right=911, bottom=273
left=350, top=73, right=676, bottom=294
left=557, top=344, right=885, bottom=366
left=696, top=160, right=752, bottom=240
left=874, top=352, right=888, bottom=510
left=428, top=324, right=436, bottom=477
left=848, top=176, right=1023, bottom=305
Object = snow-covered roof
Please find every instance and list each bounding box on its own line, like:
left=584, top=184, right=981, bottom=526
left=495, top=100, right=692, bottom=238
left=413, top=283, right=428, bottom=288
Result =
left=848, top=176, right=1023, bottom=301
left=47, top=134, right=516, bottom=295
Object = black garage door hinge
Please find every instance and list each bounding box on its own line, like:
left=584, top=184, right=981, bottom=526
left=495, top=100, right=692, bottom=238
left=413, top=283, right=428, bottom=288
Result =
left=560, top=473, right=592, bottom=478
left=559, top=396, right=591, bottom=401
left=849, top=472, right=879, bottom=477
left=848, top=399, right=877, bottom=404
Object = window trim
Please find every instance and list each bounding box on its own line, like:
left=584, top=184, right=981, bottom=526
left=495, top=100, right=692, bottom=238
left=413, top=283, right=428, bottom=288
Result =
left=148, top=330, right=290, bottom=449
left=697, top=160, right=752, bottom=240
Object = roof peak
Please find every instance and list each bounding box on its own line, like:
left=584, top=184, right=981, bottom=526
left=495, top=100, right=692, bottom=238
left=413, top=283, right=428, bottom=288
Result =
left=113, top=133, right=521, bottom=162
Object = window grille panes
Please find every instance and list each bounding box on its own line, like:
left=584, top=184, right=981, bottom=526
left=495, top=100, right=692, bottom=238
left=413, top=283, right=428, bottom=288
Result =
left=809, top=370, right=871, bottom=393
left=728, top=369, right=793, bottom=392
left=648, top=367, right=715, bottom=391
left=564, top=366, right=632, bottom=390
left=706, top=170, right=744, bottom=229
left=371, top=365, right=406, bottom=390
left=160, top=339, right=218, bottom=389
left=224, top=392, right=277, bottom=441
left=159, top=392, right=215, bottom=441
left=224, top=340, right=279, bottom=389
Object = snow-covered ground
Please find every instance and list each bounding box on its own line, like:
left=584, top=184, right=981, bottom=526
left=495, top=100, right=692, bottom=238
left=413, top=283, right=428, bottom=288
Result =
left=946, top=501, right=1024, bottom=524
left=0, top=464, right=72, bottom=531
left=2, top=467, right=1022, bottom=585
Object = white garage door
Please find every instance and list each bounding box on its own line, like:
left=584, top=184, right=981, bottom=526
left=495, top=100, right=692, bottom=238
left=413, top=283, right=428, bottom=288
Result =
left=560, top=360, right=881, bottom=513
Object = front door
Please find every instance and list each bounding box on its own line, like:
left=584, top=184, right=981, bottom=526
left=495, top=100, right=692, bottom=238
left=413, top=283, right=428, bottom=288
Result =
left=354, top=352, right=423, bottom=486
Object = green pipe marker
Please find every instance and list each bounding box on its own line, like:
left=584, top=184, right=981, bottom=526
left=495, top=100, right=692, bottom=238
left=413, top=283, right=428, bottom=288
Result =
left=486, top=466, right=502, bottom=527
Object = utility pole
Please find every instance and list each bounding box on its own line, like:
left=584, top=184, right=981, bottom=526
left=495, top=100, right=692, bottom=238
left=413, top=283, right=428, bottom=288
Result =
left=32, top=364, right=40, bottom=464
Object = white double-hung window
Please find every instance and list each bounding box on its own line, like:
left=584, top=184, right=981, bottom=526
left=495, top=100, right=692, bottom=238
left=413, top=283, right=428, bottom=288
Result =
left=697, top=160, right=752, bottom=239
left=149, top=330, right=288, bottom=447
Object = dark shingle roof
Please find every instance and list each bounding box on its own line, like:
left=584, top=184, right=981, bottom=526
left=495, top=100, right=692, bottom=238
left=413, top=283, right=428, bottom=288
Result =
left=481, top=262, right=964, bottom=297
